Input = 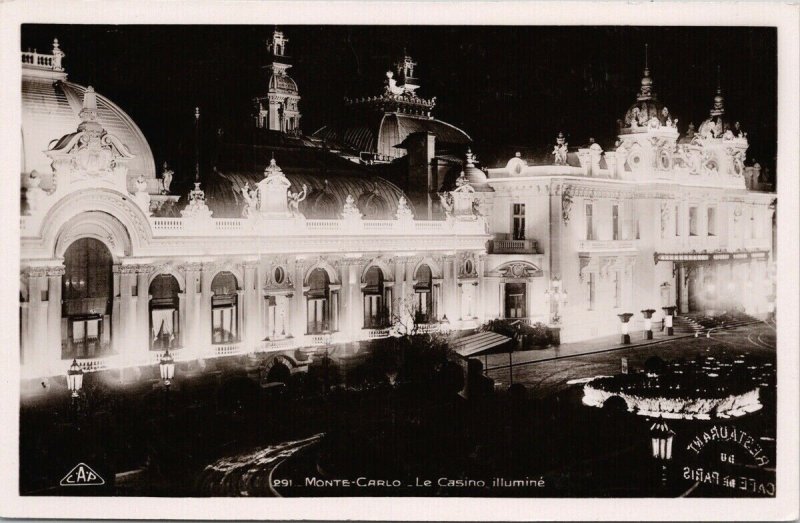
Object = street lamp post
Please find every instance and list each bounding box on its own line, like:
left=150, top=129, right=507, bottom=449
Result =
left=159, top=349, right=176, bottom=412
left=661, top=306, right=677, bottom=336
left=617, top=313, right=634, bottom=344
left=545, top=277, right=568, bottom=325
left=66, top=359, right=84, bottom=421
left=641, top=309, right=656, bottom=340
left=649, top=419, right=675, bottom=487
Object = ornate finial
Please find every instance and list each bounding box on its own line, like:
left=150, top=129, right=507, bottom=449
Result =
left=465, top=148, right=476, bottom=167
left=455, top=171, right=469, bottom=187
left=341, top=194, right=362, bottom=219
left=52, top=38, right=65, bottom=71
left=80, top=86, right=97, bottom=117
left=264, top=155, right=283, bottom=177
left=395, top=195, right=414, bottom=220
left=195, top=107, right=200, bottom=120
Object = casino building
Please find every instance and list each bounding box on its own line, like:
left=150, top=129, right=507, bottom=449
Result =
left=19, top=31, right=776, bottom=380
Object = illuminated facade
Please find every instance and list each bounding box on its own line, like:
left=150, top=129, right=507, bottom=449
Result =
left=19, top=35, right=776, bottom=381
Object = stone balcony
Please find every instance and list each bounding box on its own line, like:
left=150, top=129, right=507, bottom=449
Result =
left=576, top=239, right=638, bottom=254
left=488, top=238, right=539, bottom=254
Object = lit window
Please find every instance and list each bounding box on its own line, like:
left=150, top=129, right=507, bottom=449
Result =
left=689, top=206, right=698, bottom=236
left=585, top=203, right=594, bottom=240
left=707, top=207, right=717, bottom=236
left=512, top=203, right=526, bottom=240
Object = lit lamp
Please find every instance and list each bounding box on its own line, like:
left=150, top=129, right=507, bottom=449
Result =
left=649, top=419, right=675, bottom=486
left=617, top=313, right=634, bottom=344
left=66, top=359, right=84, bottom=398
left=661, top=306, right=677, bottom=336
left=439, top=315, right=451, bottom=335
left=159, top=349, right=175, bottom=389
left=641, top=309, right=656, bottom=340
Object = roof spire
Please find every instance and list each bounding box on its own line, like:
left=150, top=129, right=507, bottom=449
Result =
left=194, top=107, right=200, bottom=183
left=637, top=44, right=654, bottom=101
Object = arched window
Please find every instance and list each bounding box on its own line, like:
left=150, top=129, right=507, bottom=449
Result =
left=414, top=264, right=433, bottom=324
left=211, top=272, right=239, bottom=344
left=363, top=267, right=387, bottom=328
left=62, top=238, right=113, bottom=359
left=306, top=268, right=331, bottom=334
left=362, top=195, right=387, bottom=219
left=149, top=274, right=180, bottom=351
left=311, top=194, right=337, bottom=219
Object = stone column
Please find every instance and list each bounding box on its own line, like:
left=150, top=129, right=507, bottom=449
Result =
left=118, top=265, right=138, bottom=367
left=442, top=255, right=457, bottom=323
left=452, top=256, right=461, bottom=321
left=200, top=263, right=214, bottom=351
left=477, top=254, right=486, bottom=323
left=181, top=262, right=202, bottom=359
left=678, top=265, right=689, bottom=314
left=242, top=261, right=259, bottom=348
left=112, top=265, right=121, bottom=356
left=339, top=261, right=351, bottom=335
left=136, top=266, right=151, bottom=364
left=46, top=266, right=65, bottom=375
left=236, top=290, right=245, bottom=344
left=291, top=259, right=306, bottom=339
left=25, top=267, right=49, bottom=376
left=350, top=259, right=364, bottom=335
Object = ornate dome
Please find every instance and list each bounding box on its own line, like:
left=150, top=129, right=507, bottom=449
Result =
left=462, top=148, right=493, bottom=192
left=622, top=68, right=671, bottom=129
left=22, top=65, right=156, bottom=189
left=698, top=86, right=745, bottom=140
left=268, top=72, right=298, bottom=94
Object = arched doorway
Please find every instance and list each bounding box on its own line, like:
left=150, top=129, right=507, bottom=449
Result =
left=211, top=271, right=239, bottom=344
left=149, top=274, right=181, bottom=350
left=505, top=283, right=526, bottom=319
left=306, top=268, right=331, bottom=334
left=62, top=238, right=113, bottom=359
left=363, top=266, right=387, bottom=328
left=266, top=360, right=291, bottom=384
left=414, top=264, right=433, bottom=324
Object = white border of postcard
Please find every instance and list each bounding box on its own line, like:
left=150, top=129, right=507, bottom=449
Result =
left=0, top=1, right=797, bottom=520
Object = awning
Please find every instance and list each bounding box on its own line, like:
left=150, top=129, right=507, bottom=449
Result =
left=654, top=250, right=770, bottom=263
left=453, top=331, right=512, bottom=358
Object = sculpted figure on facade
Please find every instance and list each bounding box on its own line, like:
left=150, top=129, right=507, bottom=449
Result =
left=134, top=174, right=151, bottom=214
left=25, top=171, right=44, bottom=213
left=561, top=184, right=573, bottom=224
left=240, top=182, right=258, bottom=217
left=161, top=162, right=173, bottom=194
left=552, top=131, right=568, bottom=165
left=46, top=86, right=135, bottom=182
left=287, top=183, right=308, bottom=217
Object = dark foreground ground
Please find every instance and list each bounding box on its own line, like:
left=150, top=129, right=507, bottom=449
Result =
left=19, top=323, right=776, bottom=498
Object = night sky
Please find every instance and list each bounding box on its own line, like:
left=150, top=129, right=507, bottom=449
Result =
left=22, top=25, right=777, bottom=182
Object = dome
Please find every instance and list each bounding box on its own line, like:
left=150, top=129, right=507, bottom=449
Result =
left=21, top=75, right=156, bottom=186
left=462, top=148, right=492, bottom=191
left=200, top=140, right=414, bottom=219
left=315, top=112, right=471, bottom=160
left=697, top=87, right=745, bottom=140
left=622, top=68, right=671, bottom=129
left=269, top=73, right=298, bottom=94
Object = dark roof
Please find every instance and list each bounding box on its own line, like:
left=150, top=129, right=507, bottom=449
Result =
left=192, top=139, right=412, bottom=219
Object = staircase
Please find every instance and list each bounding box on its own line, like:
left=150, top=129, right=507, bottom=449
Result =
left=673, top=315, right=704, bottom=335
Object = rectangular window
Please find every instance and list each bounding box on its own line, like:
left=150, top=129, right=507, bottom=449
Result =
left=707, top=207, right=717, bottom=236
left=612, top=204, right=620, bottom=240
left=689, top=206, right=698, bottom=236
left=512, top=203, right=526, bottom=240
left=613, top=270, right=622, bottom=308
left=675, top=205, right=681, bottom=236
left=585, top=203, right=594, bottom=240
left=586, top=273, right=595, bottom=311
